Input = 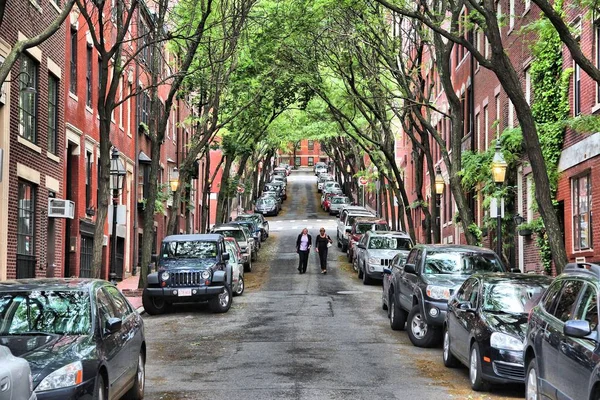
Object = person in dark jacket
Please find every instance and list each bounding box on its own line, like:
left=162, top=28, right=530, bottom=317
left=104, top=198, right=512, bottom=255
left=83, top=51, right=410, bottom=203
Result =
left=296, top=228, right=312, bottom=274
left=315, top=227, right=333, bottom=274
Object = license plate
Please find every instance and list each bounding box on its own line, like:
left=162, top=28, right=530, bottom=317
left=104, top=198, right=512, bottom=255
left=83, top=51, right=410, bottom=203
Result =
left=178, top=288, right=192, bottom=297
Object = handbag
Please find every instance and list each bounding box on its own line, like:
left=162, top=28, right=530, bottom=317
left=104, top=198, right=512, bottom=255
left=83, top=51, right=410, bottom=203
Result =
left=327, top=242, right=332, bottom=248
left=326, top=235, right=332, bottom=248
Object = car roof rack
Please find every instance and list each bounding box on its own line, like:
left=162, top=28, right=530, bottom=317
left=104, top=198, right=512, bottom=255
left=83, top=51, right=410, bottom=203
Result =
left=564, top=262, right=600, bottom=278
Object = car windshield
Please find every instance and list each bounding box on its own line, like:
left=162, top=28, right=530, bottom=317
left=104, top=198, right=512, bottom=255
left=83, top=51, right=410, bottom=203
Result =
left=0, top=291, right=91, bottom=335
left=423, top=252, right=504, bottom=274
left=264, top=185, right=279, bottom=192
left=162, top=240, right=218, bottom=259
left=214, top=229, right=245, bottom=242
left=331, top=197, right=349, bottom=204
left=258, top=198, right=275, bottom=206
left=356, top=223, right=389, bottom=234
left=368, top=237, right=413, bottom=250
left=482, top=282, right=548, bottom=313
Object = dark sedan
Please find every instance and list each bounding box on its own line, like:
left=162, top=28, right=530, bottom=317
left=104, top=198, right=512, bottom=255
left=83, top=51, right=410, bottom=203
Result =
left=442, top=273, right=551, bottom=392
left=0, top=279, right=145, bottom=400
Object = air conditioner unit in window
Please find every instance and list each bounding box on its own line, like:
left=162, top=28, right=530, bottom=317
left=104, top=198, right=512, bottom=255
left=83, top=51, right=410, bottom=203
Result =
left=48, top=198, right=75, bottom=219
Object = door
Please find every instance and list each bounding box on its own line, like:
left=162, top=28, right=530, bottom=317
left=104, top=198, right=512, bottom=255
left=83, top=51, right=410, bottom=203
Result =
left=116, top=237, right=125, bottom=280
left=80, top=235, right=94, bottom=278
left=540, top=279, right=584, bottom=395
left=96, top=287, right=130, bottom=392
left=103, top=285, right=141, bottom=384
left=556, top=284, right=598, bottom=400
left=454, top=279, right=479, bottom=360
left=398, top=249, right=420, bottom=311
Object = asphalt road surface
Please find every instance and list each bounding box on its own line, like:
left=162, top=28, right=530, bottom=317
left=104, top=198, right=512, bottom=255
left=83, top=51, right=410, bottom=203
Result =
left=142, top=170, right=524, bottom=400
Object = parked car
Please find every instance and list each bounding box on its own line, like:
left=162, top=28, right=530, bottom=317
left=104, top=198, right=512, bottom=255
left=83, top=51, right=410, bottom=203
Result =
left=273, top=167, right=287, bottom=180
left=236, top=224, right=260, bottom=257
left=224, top=237, right=245, bottom=296
left=235, top=213, right=269, bottom=241
left=321, top=190, right=343, bottom=211
left=0, top=345, right=35, bottom=400
left=0, top=278, right=146, bottom=399
left=382, top=252, right=409, bottom=311
left=211, top=224, right=255, bottom=270
left=255, top=196, right=280, bottom=216
left=322, top=181, right=341, bottom=194
left=143, top=234, right=233, bottom=314
left=267, top=181, right=287, bottom=200
left=328, top=195, right=350, bottom=215
left=315, top=164, right=328, bottom=175
left=264, top=183, right=284, bottom=198
left=354, top=231, right=413, bottom=284
left=271, top=176, right=287, bottom=189
left=443, top=273, right=551, bottom=391
left=317, top=174, right=334, bottom=192
left=524, top=262, right=600, bottom=400
left=230, top=220, right=261, bottom=251
left=336, top=207, right=375, bottom=252
left=385, top=244, right=506, bottom=348
left=347, top=217, right=390, bottom=262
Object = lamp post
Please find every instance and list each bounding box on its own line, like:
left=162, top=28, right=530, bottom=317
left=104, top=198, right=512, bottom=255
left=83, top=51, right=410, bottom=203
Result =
left=491, top=141, right=507, bottom=258
left=373, top=165, right=379, bottom=217
left=434, top=166, right=445, bottom=244
left=169, top=167, right=179, bottom=192
left=346, top=164, right=352, bottom=202
left=109, top=148, right=126, bottom=283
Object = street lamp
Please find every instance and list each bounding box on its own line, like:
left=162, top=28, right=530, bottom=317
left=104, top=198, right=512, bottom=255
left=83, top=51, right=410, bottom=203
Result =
left=109, top=148, right=126, bottom=282
left=491, top=141, right=507, bottom=258
left=434, top=166, right=444, bottom=243
left=170, top=167, right=179, bottom=192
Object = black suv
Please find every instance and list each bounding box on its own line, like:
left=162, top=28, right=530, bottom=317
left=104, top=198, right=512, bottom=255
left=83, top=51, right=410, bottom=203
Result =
left=384, top=244, right=505, bottom=347
left=142, top=234, right=232, bottom=315
left=524, top=263, right=600, bottom=400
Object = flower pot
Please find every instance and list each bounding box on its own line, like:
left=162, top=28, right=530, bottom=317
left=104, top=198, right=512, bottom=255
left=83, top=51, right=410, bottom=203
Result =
left=518, top=228, right=533, bottom=237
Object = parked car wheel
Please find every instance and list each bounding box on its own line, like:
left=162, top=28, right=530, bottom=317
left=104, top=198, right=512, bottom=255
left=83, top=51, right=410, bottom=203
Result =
left=362, top=267, right=372, bottom=285
left=525, top=358, right=539, bottom=400
left=442, top=327, right=459, bottom=368
left=407, top=304, right=439, bottom=348
left=142, top=290, right=169, bottom=315
left=337, top=235, right=342, bottom=248
left=123, top=351, right=145, bottom=400
left=234, top=275, right=245, bottom=296
left=209, top=286, right=232, bottom=313
left=389, top=295, right=406, bottom=331
left=469, top=343, right=489, bottom=391
left=382, top=293, right=388, bottom=311
left=251, top=250, right=257, bottom=262
left=347, top=249, right=352, bottom=263
left=357, top=264, right=364, bottom=279
left=93, top=373, right=106, bottom=400
left=244, top=258, right=252, bottom=272
left=341, top=241, right=348, bottom=252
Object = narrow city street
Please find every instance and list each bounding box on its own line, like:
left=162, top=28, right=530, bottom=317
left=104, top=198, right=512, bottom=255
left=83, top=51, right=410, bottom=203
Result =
left=142, top=171, right=524, bottom=400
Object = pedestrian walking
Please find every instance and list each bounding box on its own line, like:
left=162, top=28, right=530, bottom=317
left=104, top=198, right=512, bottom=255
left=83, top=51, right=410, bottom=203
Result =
left=315, top=227, right=333, bottom=274
left=296, top=228, right=312, bottom=274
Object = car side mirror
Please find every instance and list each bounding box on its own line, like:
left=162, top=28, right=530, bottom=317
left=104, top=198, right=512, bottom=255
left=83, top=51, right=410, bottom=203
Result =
left=564, top=320, right=592, bottom=338
left=222, top=253, right=230, bottom=262
left=383, top=267, right=392, bottom=275
left=459, top=301, right=474, bottom=311
left=404, top=263, right=416, bottom=274
left=105, top=317, right=122, bottom=335
left=357, top=244, right=365, bottom=249
left=345, top=228, right=351, bottom=233
left=510, top=268, right=521, bottom=273
left=151, top=254, right=158, bottom=263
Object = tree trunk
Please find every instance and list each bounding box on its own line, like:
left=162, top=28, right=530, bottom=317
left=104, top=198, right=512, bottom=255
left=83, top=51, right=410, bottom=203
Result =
left=216, top=155, right=234, bottom=223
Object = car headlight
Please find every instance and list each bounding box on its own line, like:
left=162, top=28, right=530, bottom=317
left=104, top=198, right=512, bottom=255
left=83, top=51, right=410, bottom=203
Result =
left=201, top=270, right=211, bottom=280
left=368, top=257, right=380, bottom=265
left=426, top=285, right=451, bottom=300
left=490, top=332, right=523, bottom=351
left=36, top=361, right=83, bottom=391
left=160, top=271, right=170, bottom=281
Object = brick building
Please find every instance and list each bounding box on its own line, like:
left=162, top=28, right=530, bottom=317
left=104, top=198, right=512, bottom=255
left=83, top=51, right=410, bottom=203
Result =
left=278, top=139, right=327, bottom=167
left=0, top=0, right=69, bottom=280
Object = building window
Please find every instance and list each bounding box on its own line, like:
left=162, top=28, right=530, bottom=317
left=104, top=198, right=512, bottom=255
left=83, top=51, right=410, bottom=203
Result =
left=86, top=46, right=92, bottom=107
left=525, top=68, right=531, bottom=105
left=308, top=157, right=314, bottom=166
left=294, top=157, right=301, bottom=167
left=19, top=55, right=38, bottom=143
left=573, top=174, right=592, bottom=251
left=509, top=0, right=515, bottom=30
left=17, top=181, right=36, bottom=278
left=307, top=140, right=314, bottom=150
left=70, top=28, right=77, bottom=94
left=495, top=94, right=500, bottom=138
left=138, top=163, right=150, bottom=201
left=525, top=0, right=531, bottom=12
left=574, top=63, right=581, bottom=116
left=483, top=105, right=489, bottom=150
left=47, top=75, right=58, bottom=154
left=596, top=23, right=600, bottom=104
left=138, top=91, right=150, bottom=127
left=508, top=100, right=514, bottom=129
left=86, top=151, right=93, bottom=209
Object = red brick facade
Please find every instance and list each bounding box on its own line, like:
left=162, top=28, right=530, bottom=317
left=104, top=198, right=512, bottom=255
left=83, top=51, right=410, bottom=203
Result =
left=278, top=139, right=327, bottom=167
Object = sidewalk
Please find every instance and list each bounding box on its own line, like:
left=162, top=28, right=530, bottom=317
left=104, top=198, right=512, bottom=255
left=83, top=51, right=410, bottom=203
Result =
left=117, top=274, right=143, bottom=311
